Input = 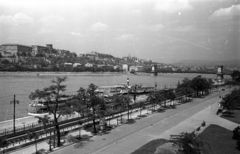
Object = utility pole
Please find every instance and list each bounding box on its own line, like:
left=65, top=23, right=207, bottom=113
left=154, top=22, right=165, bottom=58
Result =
left=155, top=82, right=157, bottom=91
left=10, top=95, right=19, bottom=134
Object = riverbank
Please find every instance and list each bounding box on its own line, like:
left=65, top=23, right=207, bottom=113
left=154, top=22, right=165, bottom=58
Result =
left=7, top=85, right=232, bottom=154
left=0, top=71, right=220, bottom=76
left=0, top=72, right=228, bottom=122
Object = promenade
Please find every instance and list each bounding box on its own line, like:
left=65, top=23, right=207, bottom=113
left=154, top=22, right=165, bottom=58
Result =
left=5, top=87, right=236, bottom=154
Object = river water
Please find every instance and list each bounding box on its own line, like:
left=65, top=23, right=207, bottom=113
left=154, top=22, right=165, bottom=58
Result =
left=0, top=72, right=224, bottom=122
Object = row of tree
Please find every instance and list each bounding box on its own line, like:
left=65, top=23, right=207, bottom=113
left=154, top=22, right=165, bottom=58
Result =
left=221, top=88, right=240, bottom=111
left=0, top=74, right=217, bottom=153
left=27, top=75, right=214, bottom=149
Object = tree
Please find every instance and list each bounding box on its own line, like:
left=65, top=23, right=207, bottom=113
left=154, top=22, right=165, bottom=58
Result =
left=176, top=132, right=203, bottom=154
left=112, top=95, right=128, bottom=123
left=1, top=59, right=10, bottom=65
left=190, top=76, right=210, bottom=97
left=36, top=115, right=52, bottom=151
left=0, top=137, right=8, bottom=154
left=35, top=52, right=45, bottom=57
left=29, top=76, right=72, bottom=147
left=85, top=84, right=105, bottom=134
left=138, top=101, right=145, bottom=116
left=28, top=130, right=39, bottom=154
left=163, top=90, right=176, bottom=106
left=123, top=95, right=131, bottom=121
left=71, top=87, right=90, bottom=139
left=221, top=88, right=240, bottom=114
left=231, top=70, right=240, bottom=84
left=0, top=53, right=2, bottom=58
left=147, top=91, right=165, bottom=111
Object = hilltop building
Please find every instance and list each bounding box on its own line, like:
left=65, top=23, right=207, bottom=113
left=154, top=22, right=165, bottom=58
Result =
left=0, top=44, right=32, bottom=57
left=129, top=65, right=144, bottom=72
left=32, top=45, right=48, bottom=56
left=122, top=64, right=129, bottom=72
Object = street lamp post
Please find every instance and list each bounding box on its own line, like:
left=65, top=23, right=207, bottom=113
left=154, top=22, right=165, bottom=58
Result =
left=10, top=95, right=19, bottom=134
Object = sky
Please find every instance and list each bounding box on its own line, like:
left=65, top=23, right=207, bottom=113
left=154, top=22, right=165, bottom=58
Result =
left=0, top=0, right=240, bottom=63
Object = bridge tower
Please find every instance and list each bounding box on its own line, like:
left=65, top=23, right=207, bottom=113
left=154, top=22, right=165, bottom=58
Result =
left=217, top=65, right=224, bottom=82
left=151, top=64, right=158, bottom=76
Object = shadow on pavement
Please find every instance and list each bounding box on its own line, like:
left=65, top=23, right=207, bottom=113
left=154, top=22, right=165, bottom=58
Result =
left=156, top=109, right=165, bottom=113
left=126, top=119, right=136, bottom=125
left=73, top=134, right=93, bottom=149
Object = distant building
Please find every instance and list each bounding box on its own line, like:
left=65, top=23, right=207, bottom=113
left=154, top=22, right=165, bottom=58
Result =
left=122, top=64, right=128, bottom=72
left=1, top=44, right=32, bottom=57
left=46, top=44, right=53, bottom=51
left=129, top=65, right=144, bottom=72
left=32, top=45, right=48, bottom=56
left=73, top=63, right=82, bottom=67
left=64, top=63, right=73, bottom=72
left=85, top=63, right=93, bottom=67
left=79, top=51, right=113, bottom=60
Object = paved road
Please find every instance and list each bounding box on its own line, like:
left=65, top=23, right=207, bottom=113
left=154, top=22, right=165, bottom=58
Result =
left=49, top=90, right=229, bottom=154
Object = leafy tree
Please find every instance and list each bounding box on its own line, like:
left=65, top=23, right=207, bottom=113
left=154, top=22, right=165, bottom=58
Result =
left=35, top=52, right=45, bottom=57
left=29, top=76, right=72, bottom=147
left=175, top=87, right=194, bottom=102
left=138, top=101, right=145, bottom=116
left=112, top=95, right=128, bottom=123
left=163, top=90, right=176, bottom=106
left=36, top=115, right=52, bottom=151
left=178, top=78, right=192, bottom=88
left=147, top=91, right=165, bottom=111
left=123, top=95, right=132, bottom=121
left=190, top=76, right=210, bottom=97
left=28, top=130, right=39, bottom=154
left=221, top=88, right=240, bottom=113
left=0, top=137, right=8, bottom=154
left=1, top=59, right=11, bottom=65
left=71, top=87, right=90, bottom=139
left=231, top=70, right=240, bottom=83
left=176, top=132, right=203, bottom=154
left=85, top=84, right=105, bottom=134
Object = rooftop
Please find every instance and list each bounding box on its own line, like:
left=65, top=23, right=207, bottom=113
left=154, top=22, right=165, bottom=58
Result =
left=1, top=43, right=31, bottom=48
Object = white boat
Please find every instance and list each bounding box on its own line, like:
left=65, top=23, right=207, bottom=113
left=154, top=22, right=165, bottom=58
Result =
left=27, top=96, right=73, bottom=117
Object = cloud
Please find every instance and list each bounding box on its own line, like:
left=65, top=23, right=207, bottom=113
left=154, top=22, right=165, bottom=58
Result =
left=154, top=0, right=192, bottom=14
left=132, top=9, right=142, bottom=15
left=70, top=32, right=84, bottom=37
left=209, top=4, right=240, bottom=21
left=40, top=15, right=65, bottom=23
left=116, top=34, right=135, bottom=41
left=89, top=22, right=108, bottom=31
left=38, top=15, right=65, bottom=34
left=0, top=13, right=33, bottom=24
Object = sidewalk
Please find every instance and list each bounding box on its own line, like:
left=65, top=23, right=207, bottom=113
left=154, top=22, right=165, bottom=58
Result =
left=7, top=88, right=234, bottom=154
left=0, top=113, right=79, bottom=135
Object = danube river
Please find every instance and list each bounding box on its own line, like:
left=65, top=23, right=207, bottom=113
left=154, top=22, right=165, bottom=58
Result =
left=0, top=72, right=226, bottom=122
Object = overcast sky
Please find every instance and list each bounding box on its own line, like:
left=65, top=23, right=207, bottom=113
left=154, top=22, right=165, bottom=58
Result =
left=0, top=0, right=240, bottom=63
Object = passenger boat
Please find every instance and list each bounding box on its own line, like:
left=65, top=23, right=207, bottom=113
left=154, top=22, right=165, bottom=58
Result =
left=28, top=96, right=73, bottom=117
left=96, top=84, right=130, bottom=96
left=129, top=84, right=154, bottom=94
